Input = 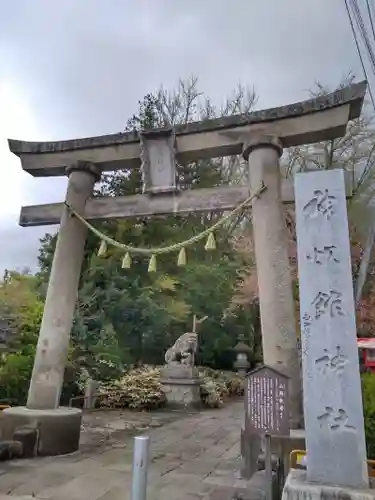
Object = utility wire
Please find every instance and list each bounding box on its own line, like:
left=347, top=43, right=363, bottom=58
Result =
left=351, top=0, right=375, bottom=75
left=366, top=0, right=375, bottom=42
left=344, top=0, right=375, bottom=110
left=346, top=0, right=375, bottom=304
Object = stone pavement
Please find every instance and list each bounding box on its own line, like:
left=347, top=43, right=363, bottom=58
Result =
left=0, top=401, right=265, bottom=500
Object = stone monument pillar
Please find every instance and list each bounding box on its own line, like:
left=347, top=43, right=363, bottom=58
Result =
left=160, top=315, right=206, bottom=408
left=2, top=161, right=100, bottom=456
left=243, top=135, right=301, bottom=428
left=283, top=169, right=373, bottom=500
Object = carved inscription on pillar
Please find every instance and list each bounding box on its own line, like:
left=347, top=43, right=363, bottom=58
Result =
left=295, top=169, right=368, bottom=489
left=302, top=189, right=337, bottom=220
left=314, top=345, right=348, bottom=376
left=306, top=245, right=340, bottom=264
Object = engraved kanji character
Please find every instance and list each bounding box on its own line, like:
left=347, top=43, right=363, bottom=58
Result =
left=303, top=190, right=337, bottom=220
left=307, top=245, right=340, bottom=264
left=311, top=290, right=344, bottom=319
left=315, top=345, right=348, bottom=375
left=317, top=407, right=356, bottom=431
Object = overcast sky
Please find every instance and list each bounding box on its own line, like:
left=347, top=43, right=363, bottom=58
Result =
left=0, top=0, right=370, bottom=273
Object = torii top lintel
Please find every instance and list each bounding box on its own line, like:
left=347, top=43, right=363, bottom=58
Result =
left=8, top=81, right=367, bottom=178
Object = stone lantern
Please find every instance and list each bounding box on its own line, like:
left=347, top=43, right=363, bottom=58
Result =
left=233, top=334, right=252, bottom=376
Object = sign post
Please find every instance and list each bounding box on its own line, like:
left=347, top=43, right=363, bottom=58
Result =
left=243, top=365, right=290, bottom=499
left=264, top=433, right=273, bottom=500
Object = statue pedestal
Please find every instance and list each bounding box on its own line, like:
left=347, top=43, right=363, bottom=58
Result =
left=160, top=364, right=202, bottom=409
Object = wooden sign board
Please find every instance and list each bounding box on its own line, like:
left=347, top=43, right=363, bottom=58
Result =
left=245, top=365, right=290, bottom=437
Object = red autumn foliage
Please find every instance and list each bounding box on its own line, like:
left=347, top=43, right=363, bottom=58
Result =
left=356, top=267, right=375, bottom=338
left=231, top=211, right=375, bottom=338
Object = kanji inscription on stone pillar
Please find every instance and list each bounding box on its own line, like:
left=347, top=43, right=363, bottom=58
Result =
left=295, top=169, right=368, bottom=489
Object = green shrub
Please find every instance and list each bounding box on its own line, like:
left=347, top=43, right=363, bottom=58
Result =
left=0, top=351, right=35, bottom=405
left=0, top=274, right=43, bottom=405
left=225, top=372, right=245, bottom=396
left=0, top=325, right=40, bottom=405
left=98, top=366, right=166, bottom=410
left=362, top=372, right=375, bottom=459
left=96, top=365, right=243, bottom=410
left=200, top=376, right=229, bottom=407
left=198, top=368, right=244, bottom=407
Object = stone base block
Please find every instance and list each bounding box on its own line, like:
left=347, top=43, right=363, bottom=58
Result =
left=160, top=364, right=199, bottom=380
left=267, top=429, right=306, bottom=453
left=282, top=470, right=375, bottom=500
left=0, top=440, right=23, bottom=460
left=1, top=406, right=82, bottom=457
left=273, top=429, right=306, bottom=473
left=240, top=426, right=306, bottom=480
left=240, top=428, right=262, bottom=479
left=161, top=377, right=202, bottom=409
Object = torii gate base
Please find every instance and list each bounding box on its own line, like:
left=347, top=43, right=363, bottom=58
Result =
left=2, top=82, right=366, bottom=456
left=1, top=407, right=82, bottom=457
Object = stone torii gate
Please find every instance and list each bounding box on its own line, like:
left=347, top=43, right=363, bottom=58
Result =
left=2, top=82, right=366, bottom=456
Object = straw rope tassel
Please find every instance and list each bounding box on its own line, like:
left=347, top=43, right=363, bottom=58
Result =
left=97, top=240, right=107, bottom=257
left=148, top=254, right=157, bottom=272
left=205, top=232, right=216, bottom=251
left=177, top=247, right=187, bottom=267
left=122, top=252, right=132, bottom=269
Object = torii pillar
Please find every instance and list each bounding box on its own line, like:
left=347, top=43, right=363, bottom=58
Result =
left=2, top=161, right=101, bottom=456
left=243, top=134, right=301, bottom=428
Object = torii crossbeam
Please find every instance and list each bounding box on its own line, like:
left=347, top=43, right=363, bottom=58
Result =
left=2, top=81, right=366, bottom=457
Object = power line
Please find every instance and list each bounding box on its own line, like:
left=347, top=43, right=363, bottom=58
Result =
left=344, top=0, right=375, bottom=111
left=346, top=1, right=375, bottom=304
left=366, top=0, right=375, bottom=42
left=351, top=0, right=375, bottom=75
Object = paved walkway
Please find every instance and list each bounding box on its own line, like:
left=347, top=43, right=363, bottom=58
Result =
left=0, top=401, right=261, bottom=500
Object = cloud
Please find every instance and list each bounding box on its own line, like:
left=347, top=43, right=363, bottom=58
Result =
left=0, top=225, right=53, bottom=273
left=0, top=0, right=367, bottom=272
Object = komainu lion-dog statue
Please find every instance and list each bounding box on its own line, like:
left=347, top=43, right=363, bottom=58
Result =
left=164, top=315, right=208, bottom=366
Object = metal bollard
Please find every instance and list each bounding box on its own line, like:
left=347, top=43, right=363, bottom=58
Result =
left=131, top=436, right=150, bottom=500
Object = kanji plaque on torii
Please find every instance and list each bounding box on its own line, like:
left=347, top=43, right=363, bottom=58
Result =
left=245, top=365, right=290, bottom=437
